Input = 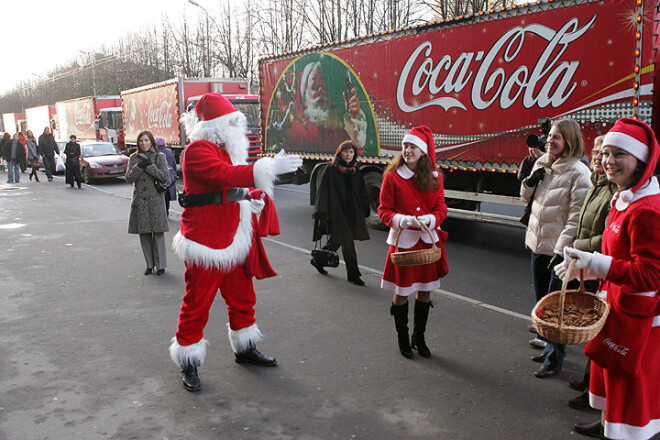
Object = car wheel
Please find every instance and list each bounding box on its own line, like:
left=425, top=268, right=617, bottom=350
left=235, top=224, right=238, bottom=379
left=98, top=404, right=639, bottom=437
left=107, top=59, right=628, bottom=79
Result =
left=81, top=167, right=91, bottom=184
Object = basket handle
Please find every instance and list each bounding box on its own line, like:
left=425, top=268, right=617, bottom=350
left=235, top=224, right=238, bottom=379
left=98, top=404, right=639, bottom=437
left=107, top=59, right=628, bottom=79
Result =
left=394, top=220, right=437, bottom=253
left=557, top=260, right=585, bottom=330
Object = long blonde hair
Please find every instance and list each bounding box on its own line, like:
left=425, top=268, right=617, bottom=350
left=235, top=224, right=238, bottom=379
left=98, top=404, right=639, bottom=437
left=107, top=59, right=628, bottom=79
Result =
left=552, top=119, right=584, bottom=160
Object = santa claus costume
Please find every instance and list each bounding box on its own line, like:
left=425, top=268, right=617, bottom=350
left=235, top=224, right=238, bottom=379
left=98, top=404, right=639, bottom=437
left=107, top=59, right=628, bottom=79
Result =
left=169, top=93, right=302, bottom=391
left=559, top=118, right=660, bottom=440
left=378, top=126, right=449, bottom=359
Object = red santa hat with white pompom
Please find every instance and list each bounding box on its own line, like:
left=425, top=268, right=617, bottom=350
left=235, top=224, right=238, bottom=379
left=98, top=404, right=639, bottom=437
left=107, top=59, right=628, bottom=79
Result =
left=602, top=117, right=660, bottom=209
left=402, top=125, right=438, bottom=177
left=180, top=92, right=245, bottom=143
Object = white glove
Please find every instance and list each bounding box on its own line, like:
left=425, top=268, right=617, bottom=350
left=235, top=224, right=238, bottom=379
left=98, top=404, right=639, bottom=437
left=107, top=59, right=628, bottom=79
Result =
left=553, top=260, right=574, bottom=281
left=564, top=247, right=593, bottom=270
left=416, top=214, right=434, bottom=226
left=399, top=215, right=421, bottom=229
left=248, top=198, right=265, bottom=215
left=271, top=150, right=303, bottom=176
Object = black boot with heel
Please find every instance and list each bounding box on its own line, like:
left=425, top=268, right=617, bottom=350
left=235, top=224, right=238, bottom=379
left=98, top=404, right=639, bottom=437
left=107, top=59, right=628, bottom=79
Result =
left=390, top=302, right=413, bottom=359
left=411, top=300, right=433, bottom=358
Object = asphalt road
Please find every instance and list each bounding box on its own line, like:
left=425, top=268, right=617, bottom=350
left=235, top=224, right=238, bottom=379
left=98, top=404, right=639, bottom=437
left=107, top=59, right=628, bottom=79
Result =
left=0, top=174, right=599, bottom=440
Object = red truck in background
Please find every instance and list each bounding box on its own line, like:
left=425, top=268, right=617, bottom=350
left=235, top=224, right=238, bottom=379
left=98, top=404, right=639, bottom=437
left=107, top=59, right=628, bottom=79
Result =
left=25, top=105, right=58, bottom=138
left=259, top=0, right=659, bottom=228
left=55, top=96, right=121, bottom=141
left=121, top=77, right=259, bottom=162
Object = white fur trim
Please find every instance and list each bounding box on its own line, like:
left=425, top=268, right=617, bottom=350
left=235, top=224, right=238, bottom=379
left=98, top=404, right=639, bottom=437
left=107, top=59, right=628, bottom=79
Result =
left=169, top=337, right=209, bottom=368
left=380, top=278, right=442, bottom=296
left=402, top=134, right=428, bottom=154
left=589, top=252, right=612, bottom=279
left=253, top=157, right=277, bottom=197
left=615, top=176, right=660, bottom=211
left=187, top=111, right=249, bottom=165
left=589, top=391, right=606, bottom=411
left=171, top=201, right=254, bottom=271
left=603, top=131, right=649, bottom=163
left=396, top=164, right=415, bottom=179
left=228, top=323, right=263, bottom=353
left=605, top=418, right=660, bottom=440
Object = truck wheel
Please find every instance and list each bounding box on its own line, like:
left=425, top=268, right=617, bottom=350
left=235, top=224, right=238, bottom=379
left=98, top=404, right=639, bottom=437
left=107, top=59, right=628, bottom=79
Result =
left=309, top=162, right=328, bottom=206
left=363, top=171, right=387, bottom=231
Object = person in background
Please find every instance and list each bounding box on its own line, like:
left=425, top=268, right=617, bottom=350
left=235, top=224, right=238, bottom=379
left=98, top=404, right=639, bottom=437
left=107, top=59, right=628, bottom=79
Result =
left=3, top=134, right=26, bottom=183
left=116, top=129, right=126, bottom=152
left=26, top=130, right=41, bottom=182
left=125, top=130, right=169, bottom=276
left=520, top=119, right=591, bottom=376
left=38, top=127, right=59, bottom=182
left=64, top=135, right=83, bottom=188
left=557, top=118, right=660, bottom=440
left=155, top=137, right=177, bottom=216
left=378, top=125, right=449, bottom=359
left=0, top=132, right=11, bottom=173
left=312, top=140, right=370, bottom=285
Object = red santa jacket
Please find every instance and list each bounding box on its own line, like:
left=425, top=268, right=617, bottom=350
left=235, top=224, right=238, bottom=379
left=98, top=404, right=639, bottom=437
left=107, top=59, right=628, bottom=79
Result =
left=378, top=165, right=448, bottom=249
left=172, top=139, right=279, bottom=278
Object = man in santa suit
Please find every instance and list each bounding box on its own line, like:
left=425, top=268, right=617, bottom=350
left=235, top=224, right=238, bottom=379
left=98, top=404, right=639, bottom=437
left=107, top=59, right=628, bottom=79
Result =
left=169, top=92, right=302, bottom=392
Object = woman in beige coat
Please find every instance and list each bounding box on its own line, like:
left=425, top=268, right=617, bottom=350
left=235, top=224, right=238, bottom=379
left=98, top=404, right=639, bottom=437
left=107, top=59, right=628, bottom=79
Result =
left=520, top=119, right=591, bottom=377
left=126, top=130, right=170, bottom=275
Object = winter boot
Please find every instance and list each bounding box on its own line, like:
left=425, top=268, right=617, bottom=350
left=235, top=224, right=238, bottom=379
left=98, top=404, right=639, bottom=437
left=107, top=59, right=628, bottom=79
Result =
left=181, top=363, right=201, bottom=392
left=390, top=302, right=413, bottom=359
left=411, top=300, right=433, bottom=358
left=235, top=344, right=277, bottom=366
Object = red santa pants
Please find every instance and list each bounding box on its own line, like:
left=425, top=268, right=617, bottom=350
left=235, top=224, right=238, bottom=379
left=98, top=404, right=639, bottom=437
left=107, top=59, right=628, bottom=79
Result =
left=175, top=262, right=256, bottom=347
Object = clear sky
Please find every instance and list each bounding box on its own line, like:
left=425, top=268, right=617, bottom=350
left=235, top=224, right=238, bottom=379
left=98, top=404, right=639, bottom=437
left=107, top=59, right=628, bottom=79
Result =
left=1, top=0, right=216, bottom=94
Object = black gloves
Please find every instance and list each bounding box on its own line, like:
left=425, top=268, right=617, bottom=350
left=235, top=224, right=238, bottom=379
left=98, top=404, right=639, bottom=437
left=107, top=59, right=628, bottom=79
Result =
left=547, top=254, right=563, bottom=270
left=138, top=160, right=151, bottom=170
left=525, top=168, right=545, bottom=187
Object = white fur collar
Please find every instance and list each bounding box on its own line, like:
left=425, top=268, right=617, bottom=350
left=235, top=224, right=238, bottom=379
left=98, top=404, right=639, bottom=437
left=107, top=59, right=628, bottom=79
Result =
left=614, top=176, right=660, bottom=211
left=396, top=164, right=415, bottom=179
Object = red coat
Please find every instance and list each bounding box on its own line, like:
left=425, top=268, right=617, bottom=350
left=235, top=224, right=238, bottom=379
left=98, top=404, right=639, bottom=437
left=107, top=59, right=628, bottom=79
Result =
left=173, top=139, right=279, bottom=279
left=588, top=178, right=660, bottom=439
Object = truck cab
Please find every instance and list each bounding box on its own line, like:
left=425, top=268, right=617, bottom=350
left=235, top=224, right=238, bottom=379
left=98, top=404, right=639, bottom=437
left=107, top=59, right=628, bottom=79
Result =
left=97, top=107, right=123, bottom=144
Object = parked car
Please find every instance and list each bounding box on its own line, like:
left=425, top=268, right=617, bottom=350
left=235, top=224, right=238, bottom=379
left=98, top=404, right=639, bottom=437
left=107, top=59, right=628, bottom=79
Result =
left=79, top=141, right=129, bottom=183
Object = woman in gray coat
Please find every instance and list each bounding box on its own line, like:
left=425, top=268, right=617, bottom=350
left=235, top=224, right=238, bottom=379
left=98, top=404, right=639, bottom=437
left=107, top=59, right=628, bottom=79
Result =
left=126, top=131, right=170, bottom=275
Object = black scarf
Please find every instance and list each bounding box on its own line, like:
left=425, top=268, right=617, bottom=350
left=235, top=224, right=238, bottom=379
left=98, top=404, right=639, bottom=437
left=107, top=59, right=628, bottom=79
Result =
left=334, top=157, right=357, bottom=175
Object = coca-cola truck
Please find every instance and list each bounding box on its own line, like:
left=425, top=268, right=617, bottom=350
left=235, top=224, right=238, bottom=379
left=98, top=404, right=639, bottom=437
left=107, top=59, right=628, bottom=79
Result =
left=2, top=113, right=26, bottom=135
left=120, top=77, right=258, bottom=162
left=259, top=0, right=659, bottom=228
left=55, top=96, right=121, bottom=141
left=25, top=105, right=58, bottom=138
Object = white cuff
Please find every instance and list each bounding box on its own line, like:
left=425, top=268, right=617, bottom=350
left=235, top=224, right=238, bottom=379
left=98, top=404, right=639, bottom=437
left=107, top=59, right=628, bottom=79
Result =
left=590, top=252, right=612, bottom=279
left=253, top=157, right=276, bottom=197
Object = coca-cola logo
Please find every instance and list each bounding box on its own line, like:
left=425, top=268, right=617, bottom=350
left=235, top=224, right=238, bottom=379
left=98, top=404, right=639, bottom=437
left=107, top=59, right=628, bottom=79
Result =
left=75, top=102, right=93, bottom=126
left=603, top=337, right=629, bottom=356
left=396, top=14, right=597, bottom=112
left=148, top=101, right=173, bottom=129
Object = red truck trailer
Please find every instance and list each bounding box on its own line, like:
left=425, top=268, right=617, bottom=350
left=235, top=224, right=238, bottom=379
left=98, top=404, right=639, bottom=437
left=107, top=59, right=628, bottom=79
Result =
left=2, top=113, right=26, bottom=135
left=25, top=105, right=58, bottom=138
left=259, top=0, right=660, bottom=228
left=120, top=77, right=258, bottom=162
left=55, top=96, right=121, bottom=141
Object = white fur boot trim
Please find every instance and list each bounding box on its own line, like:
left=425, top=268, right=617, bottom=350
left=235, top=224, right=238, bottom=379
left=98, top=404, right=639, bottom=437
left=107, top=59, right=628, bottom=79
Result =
left=171, top=201, right=254, bottom=271
left=253, top=157, right=276, bottom=198
left=169, top=337, right=209, bottom=368
left=228, top=323, right=263, bottom=354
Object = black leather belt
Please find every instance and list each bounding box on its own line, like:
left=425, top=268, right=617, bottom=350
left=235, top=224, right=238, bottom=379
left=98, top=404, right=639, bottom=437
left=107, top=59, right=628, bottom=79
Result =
left=178, top=188, right=246, bottom=208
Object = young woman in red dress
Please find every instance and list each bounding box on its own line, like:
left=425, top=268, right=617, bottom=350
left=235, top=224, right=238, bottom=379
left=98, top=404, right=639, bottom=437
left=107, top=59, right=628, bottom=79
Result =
left=378, top=126, right=449, bottom=359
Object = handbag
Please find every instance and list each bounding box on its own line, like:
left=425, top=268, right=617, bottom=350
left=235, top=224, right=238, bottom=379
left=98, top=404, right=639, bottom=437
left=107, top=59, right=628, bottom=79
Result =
left=155, top=168, right=178, bottom=193
left=584, top=293, right=660, bottom=377
left=520, top=186, right=537, bottom=226
left=311, top=235, right=339, bottom=268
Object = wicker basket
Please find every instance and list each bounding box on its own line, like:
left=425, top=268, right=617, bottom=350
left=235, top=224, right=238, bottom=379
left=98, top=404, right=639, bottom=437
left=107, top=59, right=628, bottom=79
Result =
left=390, top=222, right=442, bottom=267
left=531, top=260, right=610, bottom=345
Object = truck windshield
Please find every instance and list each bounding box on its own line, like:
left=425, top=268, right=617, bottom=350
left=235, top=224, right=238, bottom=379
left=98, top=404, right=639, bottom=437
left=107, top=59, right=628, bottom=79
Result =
left=100, top=111, right=123, bottom=130
left=232, top=102, right=259, bottom=128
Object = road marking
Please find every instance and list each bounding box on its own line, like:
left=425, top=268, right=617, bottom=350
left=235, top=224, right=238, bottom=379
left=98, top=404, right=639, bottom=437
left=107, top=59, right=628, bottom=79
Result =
left=264, top=237, right=532, bottom=323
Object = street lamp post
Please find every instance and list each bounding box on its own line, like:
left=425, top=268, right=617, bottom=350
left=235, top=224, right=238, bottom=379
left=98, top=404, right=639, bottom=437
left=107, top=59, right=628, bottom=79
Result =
left=188, top=0, right=210, bottom=77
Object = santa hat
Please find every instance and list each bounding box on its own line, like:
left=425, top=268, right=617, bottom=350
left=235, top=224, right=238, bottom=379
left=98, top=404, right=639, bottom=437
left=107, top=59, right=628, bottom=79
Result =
left=402, top=125, right=438, bottom=177
left=603, top=117, right=660, bottom=206
left=180, top=92, right=245, bottom=143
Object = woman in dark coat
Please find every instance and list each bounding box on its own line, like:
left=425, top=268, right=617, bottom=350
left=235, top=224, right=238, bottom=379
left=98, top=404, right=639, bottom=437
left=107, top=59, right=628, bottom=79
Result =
left=125, top=130, right=170, bottom=275
left=64, top=135, right=83, bottom=188
left=312, top=140, right=370, bottom=285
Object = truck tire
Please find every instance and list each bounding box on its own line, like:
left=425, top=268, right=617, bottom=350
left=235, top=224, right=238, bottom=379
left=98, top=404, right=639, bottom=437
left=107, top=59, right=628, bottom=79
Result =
left=363, top=171, right=388, bottom=231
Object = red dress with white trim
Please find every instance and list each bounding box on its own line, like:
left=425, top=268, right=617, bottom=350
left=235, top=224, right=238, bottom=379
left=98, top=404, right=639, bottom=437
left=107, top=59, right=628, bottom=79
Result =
left=588, top=179, right=660, bottom=440
left=378, top=165, right=449, bottom=296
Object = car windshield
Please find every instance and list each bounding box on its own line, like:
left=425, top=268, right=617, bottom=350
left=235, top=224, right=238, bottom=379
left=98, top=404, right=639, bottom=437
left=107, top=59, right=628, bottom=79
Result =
left=82, top=143, right=119, bottom=158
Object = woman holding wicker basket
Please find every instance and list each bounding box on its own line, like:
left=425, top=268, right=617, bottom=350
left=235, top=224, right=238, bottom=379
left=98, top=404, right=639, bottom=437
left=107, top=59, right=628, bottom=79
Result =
left=521, top=119, right=591, bottom=378
left=378, top=126, right=449, bottom=359
left=556, top=118, right=660, bottom=440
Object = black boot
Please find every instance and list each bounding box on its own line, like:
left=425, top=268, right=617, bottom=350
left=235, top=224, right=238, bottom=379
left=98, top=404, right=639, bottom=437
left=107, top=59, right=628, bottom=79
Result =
left=180, top=363, right=201, bottom=392
left=390, top=302, right=413, bottom=359
left=411, top=300, right=433, bottom=358
left=573, top=420, right=602, bottom=438
left=235, top=346, right=277, bottom=366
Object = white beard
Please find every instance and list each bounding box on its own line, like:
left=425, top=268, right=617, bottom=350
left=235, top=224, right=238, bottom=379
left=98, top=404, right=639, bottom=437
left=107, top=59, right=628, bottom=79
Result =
left=187, top=112, right=249, bottom=165
left=304, top=94, right=343, bottom=131
left=221, top=124, right=249, bottom=165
